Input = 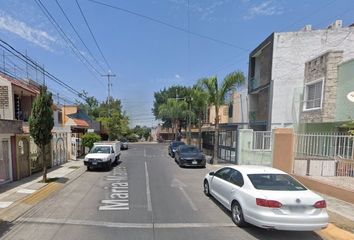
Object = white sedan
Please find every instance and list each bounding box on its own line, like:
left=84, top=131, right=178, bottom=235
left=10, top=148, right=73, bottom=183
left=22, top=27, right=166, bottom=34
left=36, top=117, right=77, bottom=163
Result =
left=203, top=165, right=328, bottom=231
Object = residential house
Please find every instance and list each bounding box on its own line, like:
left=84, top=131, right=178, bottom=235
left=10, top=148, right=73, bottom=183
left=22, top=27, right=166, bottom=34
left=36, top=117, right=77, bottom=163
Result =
left=0, top=73, right=39, bottom=180
left=62, top=105, right=100, bottom=159
left=248, top=20, right=354, bottom=131
left=299, top=51, right=354, bottom=132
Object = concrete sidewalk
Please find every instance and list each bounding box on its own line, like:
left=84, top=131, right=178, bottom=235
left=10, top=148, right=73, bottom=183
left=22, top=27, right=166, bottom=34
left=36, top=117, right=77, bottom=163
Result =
left=0, top=159, right=85, bottom=221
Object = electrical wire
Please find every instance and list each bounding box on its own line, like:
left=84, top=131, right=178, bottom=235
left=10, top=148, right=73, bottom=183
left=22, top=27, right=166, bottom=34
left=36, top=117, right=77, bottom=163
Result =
left=87, top=0, right=249, bottom=51
left=76, top=0, right=112, bottom=71
left=55, top=0, right=107, bottom=76
left=0, top=39, right=87, bottom=100
left=33, top=0, right=104, bottom=84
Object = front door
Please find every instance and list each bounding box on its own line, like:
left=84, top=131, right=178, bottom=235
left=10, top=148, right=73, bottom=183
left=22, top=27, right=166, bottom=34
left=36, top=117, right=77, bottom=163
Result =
left=18, top=138, right=30, bottom=179
left=0, top=140, right=10, bottom=183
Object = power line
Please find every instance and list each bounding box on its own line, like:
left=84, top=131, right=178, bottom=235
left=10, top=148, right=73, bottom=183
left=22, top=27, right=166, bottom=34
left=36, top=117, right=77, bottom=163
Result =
left=0, top=39, right=87, bottom=100
left=76, top=0, right=112, bottom=70
left=87, top=0, right=249, bottom=51
left=54, top=0, right=107, bottom=75
left=33, top=0, right=104, bottom=83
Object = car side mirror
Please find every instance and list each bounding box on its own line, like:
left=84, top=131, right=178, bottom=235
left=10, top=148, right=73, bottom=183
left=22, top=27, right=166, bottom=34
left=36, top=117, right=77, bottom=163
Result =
left=209, top=172, right=215, bottom=176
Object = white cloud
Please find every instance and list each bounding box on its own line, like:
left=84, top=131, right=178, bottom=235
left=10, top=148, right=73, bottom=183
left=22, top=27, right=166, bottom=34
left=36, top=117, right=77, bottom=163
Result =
left=175, top=74, right=181, bottom=79
left=244, top=1, right=284, bottom=20
left=169, top=0, right=230, bottom=22
left=0, top=11, right=56, bottom=50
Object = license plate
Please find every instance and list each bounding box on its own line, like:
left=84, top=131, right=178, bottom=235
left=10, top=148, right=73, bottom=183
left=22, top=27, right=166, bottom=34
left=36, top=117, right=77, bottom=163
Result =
left=92, top=161, right=97, bottom=165
left=192, top=160, right=197, bottom=164
left=289, top=206, right=306, bottom=212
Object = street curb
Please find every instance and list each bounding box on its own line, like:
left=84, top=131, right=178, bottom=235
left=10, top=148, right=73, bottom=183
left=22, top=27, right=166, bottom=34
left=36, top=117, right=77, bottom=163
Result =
left=317, top=224, right=354, bottom=240
left=0, top=165, right=86, bottom=222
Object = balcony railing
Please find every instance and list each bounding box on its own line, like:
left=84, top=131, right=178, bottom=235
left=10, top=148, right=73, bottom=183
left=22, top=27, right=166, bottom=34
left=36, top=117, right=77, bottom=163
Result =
left=248, top=77, right=261, bottom=92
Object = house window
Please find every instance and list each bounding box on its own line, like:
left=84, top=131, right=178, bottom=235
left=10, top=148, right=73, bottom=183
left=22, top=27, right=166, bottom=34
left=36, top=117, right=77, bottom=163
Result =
left=304, top=79, right=323, bottom=110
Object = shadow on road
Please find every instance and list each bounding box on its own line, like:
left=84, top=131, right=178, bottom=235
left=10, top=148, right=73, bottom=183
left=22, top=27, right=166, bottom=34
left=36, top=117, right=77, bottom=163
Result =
left=0, top=220, right=13, bottom=239
left=206, top=196, right=323, bottom=240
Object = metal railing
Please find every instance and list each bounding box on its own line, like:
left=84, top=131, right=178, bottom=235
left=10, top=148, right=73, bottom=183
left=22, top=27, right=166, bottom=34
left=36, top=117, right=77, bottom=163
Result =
left=253, top=131, right=272, bottom=150
left=295, top=133, right=354, bottom=160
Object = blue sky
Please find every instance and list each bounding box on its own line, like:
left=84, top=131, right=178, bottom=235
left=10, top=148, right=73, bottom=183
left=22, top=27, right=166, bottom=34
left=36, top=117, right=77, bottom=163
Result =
left=1, top=0, right=354, bottom=127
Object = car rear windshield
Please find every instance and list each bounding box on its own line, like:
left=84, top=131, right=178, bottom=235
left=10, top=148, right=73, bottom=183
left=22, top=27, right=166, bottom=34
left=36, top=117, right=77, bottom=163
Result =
left=180, top=146, right=199, bottom=153
left=172, top=142, right=185, bottom=147
left=247, top=174, right=307, bottom=191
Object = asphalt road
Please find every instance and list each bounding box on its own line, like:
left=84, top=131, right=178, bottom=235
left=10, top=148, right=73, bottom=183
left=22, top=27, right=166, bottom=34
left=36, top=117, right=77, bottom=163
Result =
left=0, top=144, right=323, bottom=240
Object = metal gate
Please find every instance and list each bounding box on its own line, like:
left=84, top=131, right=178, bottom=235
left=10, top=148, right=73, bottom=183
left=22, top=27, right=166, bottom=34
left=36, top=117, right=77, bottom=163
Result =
left=0, top=140, right=10, bottom=183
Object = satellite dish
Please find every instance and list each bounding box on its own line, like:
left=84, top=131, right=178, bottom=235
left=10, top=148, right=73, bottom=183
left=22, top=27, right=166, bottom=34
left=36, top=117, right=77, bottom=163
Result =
left=347, top=91, right=354, bottom=103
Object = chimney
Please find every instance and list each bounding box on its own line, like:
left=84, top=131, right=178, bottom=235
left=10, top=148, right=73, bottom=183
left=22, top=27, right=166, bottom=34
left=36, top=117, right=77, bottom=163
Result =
left=301, top=24, right=312, bottom=31
left=327, top=20, right=342, bottom=29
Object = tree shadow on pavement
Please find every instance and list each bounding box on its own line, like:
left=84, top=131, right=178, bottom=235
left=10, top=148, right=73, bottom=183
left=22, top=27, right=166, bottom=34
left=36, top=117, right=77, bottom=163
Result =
left=206, top=196, right=323, bottom=240
left=0, top=220, right=14, bottom=239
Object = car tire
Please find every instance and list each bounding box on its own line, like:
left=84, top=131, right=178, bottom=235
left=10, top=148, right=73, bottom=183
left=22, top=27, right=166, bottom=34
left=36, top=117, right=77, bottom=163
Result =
left=87, top=166, right=91, bottom=171
left=203, top=180, right=210, bottom=197
left=231, top=202, right=247, bottom=227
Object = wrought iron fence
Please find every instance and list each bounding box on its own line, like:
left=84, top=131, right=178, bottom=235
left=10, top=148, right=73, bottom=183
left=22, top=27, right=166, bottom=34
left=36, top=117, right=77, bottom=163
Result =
left=295, top=133, right=354, bottom=160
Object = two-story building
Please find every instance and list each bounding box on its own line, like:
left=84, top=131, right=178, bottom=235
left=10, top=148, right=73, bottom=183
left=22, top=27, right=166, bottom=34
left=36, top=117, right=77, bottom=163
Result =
left=248, top=20, right=354, bottom=131
left=299, top=50, right=354, bottom=132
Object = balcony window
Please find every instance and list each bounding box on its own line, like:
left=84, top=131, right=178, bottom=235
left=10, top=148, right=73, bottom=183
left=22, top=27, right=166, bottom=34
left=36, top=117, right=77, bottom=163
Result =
left=303, top=79, right=323, bottom=110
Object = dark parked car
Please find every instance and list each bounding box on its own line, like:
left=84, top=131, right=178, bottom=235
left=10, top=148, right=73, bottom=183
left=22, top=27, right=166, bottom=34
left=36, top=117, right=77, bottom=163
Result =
left=168, top=141, right=185, bottom=158
left=175, top=145, right=206, bottom=167
left=120, top=138, right=129, bottom=150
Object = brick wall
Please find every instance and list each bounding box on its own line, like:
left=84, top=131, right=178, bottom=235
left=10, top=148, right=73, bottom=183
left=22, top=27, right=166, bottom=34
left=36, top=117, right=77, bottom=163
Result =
left=0, top=119, right=22, bottom=134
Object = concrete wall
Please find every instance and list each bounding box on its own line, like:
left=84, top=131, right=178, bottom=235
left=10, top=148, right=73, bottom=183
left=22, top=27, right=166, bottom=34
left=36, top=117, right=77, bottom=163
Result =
left=272, top=128, right=294, bottom=173
left=208, top=105, right=228, bottom=124
left=237, top=129, right=272, bottom=166
left=336, top=59, right=354, bottom=121
left=271, top=24, right=354, bottom=129
left=228, top=91, right=249, bottom=125
left=0, top=76, right=13, bottom=120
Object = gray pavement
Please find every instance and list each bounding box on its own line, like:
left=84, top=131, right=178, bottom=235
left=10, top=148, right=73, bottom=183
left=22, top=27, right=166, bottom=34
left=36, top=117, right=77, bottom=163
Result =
left=0, top=144, right=343, bottom=239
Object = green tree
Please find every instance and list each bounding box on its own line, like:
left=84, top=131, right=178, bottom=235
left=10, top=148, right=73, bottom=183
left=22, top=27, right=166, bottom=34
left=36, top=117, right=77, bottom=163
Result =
left=158, top=99, right=187, bottom=140
left=153, top=86, right=189, bottom=129
left=29, top=86, right=54, bottom=183
left=199, top=71, right=245, bottom=164
left=82, top=133, right=101, bottom=150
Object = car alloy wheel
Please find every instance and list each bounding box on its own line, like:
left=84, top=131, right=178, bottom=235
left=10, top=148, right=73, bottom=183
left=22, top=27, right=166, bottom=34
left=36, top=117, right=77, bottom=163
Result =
left=203, top=181, right=210, bottom=196
left=231, top=202, right=246, bottom=227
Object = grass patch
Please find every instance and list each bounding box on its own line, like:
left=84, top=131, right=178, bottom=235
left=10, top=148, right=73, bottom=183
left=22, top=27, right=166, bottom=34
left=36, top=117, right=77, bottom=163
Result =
left=68, top=166, right=80, bottom=169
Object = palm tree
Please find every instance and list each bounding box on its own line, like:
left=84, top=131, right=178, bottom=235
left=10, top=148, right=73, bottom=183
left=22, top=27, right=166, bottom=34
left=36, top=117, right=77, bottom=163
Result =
left=158, top=99, right=187, bottom=140
left=199, top=71, right=245, bottom=164
left=190, top=86, right=208, bottom=149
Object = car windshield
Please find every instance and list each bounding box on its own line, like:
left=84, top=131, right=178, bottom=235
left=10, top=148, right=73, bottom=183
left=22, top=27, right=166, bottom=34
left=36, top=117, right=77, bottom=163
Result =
left=121, top=138, right=127, bottom=142
left=172, top=142, right=185, bottom=147
left=248, top=174, right=307, bottom=191
left=90, top=146, right=111, bottom=154
left=180, top=146, right=199, bottom=153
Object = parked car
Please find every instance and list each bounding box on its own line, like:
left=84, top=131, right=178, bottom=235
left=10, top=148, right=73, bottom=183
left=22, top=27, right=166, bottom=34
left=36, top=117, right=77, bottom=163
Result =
left=175, top=145, right=206, bottom=167
left=168, top=141, right=185, bottom=158
left=120, top=138, right=129, bottom=150
left=203, top=165, right=328, bottom=231
left=84, top=141, right=121, bottom=171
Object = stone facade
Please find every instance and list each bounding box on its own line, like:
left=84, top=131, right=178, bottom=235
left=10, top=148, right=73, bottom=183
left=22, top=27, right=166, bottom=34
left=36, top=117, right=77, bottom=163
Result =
left=300, top=51, right=343, bottom=123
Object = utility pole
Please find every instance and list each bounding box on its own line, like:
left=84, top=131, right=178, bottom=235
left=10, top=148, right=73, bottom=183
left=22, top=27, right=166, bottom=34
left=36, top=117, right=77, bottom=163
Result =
left=101, top=72, right=116, bottom=116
